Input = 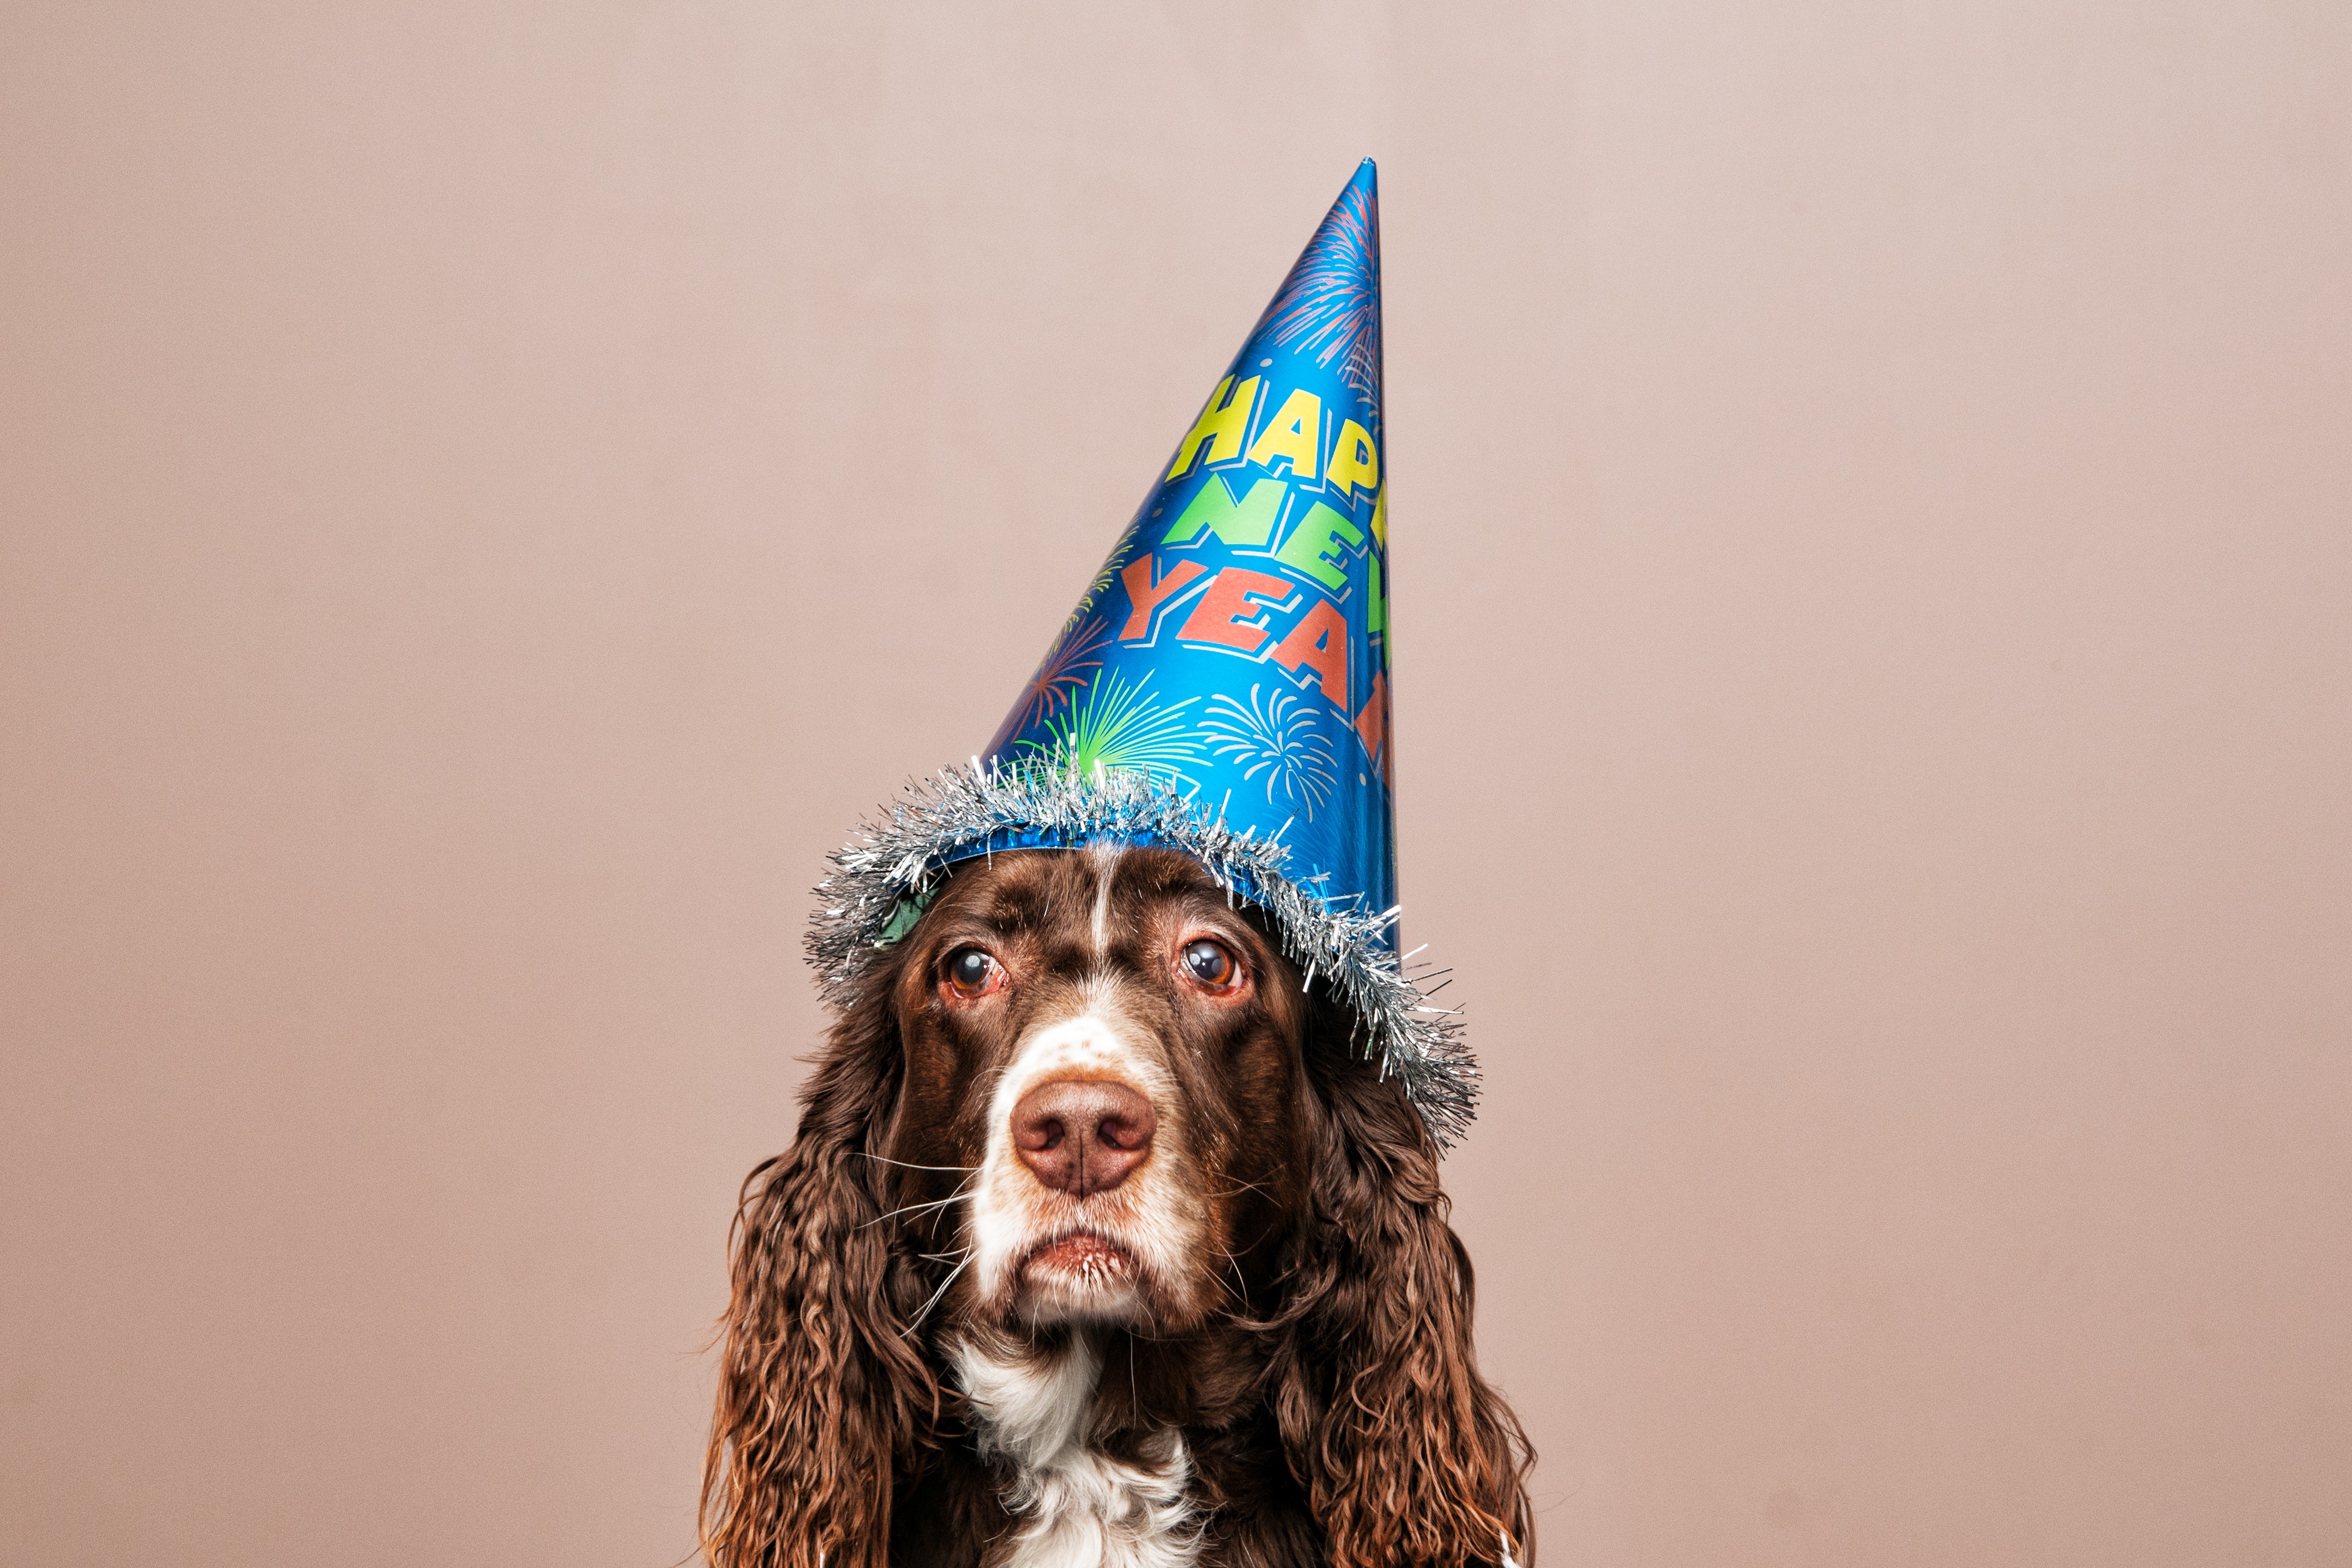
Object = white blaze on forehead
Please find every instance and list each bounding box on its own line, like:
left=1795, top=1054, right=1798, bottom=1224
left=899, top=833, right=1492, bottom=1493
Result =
left=1088, top=842, right=1124, bottom=955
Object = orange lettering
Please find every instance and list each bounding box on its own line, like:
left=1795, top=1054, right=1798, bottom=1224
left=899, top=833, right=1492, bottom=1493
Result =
left=1177, top=567, right=1295, bottom=654
left=1116, top=556, right=1210, bottom=640
left=1271, top=598, right=1350, bottom=710
left=1353, top=669, right=1390, bottom=784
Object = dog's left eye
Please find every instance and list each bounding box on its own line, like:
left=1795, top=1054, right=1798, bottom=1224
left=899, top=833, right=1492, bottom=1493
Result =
left=941, top=947, right=1003, bottom=1000
left=1180, top=938, right=1240, bottom=991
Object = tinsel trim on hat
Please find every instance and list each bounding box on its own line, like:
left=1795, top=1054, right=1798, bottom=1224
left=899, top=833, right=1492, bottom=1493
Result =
left=806, top=758, right=1477, bottom=1149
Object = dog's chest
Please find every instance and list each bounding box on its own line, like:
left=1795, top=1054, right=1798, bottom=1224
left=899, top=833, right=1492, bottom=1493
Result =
left=951, top=1335, right=1200, bottom=1568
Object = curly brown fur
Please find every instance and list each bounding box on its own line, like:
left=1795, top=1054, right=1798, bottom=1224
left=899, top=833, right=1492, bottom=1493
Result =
left=702, top=848, right=1531, bottom=1567
left=699, top=991, right=943, bottom=1568
left=1258, top=998, right=1535, bottom=1567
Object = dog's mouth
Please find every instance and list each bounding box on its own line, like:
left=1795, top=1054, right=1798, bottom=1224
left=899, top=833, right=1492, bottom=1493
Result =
left=1018, top=1228, right=1138, bottom=1283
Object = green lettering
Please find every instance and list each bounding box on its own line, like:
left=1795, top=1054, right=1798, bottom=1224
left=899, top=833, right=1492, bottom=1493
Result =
left=1162, top=474, right=1286, bottom=550
left=1273, top=501, right=1365, bottom=591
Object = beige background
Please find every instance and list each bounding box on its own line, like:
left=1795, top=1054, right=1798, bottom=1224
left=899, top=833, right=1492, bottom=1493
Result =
left=5, top=3, right=2349, bottom=1565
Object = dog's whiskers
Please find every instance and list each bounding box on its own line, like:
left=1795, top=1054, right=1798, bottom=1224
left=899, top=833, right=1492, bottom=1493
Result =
left=1205, top=1243, right=1251, bottom=1309
left=1207, top=1176, right=1272, bottom=1202
left=859, top=1153, right=981, bottom=1173
left=903, top=1250, right=975, bottom=1335
left=864, top=1174, right=977, bottom=1229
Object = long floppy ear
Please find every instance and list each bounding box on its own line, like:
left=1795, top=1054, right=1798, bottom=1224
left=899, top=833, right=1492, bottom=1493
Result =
left=700, top=963, right=938, bottom=1568
left=1267, top=1001, right=1537, bottom=1568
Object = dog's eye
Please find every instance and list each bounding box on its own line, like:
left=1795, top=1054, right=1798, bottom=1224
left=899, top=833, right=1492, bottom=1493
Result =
left=941, top=947, right=1003, bottom=1000
left=1180, top=938, right=1240, bottom=991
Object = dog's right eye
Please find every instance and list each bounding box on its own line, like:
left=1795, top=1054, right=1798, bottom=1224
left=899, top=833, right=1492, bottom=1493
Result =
left=1180, top=938, right=1241, bottom=992
left=941, top=947, right=1003, bottom=1000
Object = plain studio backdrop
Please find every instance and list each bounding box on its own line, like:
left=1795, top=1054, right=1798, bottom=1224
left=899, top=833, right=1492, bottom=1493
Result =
left=4, top=3, right=2348, bottom=1565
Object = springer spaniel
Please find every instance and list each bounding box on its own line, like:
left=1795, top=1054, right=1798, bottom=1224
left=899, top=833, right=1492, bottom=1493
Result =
left=702, top=844, right=1531, bottom=1567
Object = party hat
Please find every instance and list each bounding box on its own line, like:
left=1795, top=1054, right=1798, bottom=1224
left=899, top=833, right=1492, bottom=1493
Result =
left=809, top=160, right=1473, bottom=1145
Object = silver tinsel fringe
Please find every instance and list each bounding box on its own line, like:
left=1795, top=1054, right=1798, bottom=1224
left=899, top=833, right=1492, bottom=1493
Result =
left=806, top=759, right=1477, bottom=1149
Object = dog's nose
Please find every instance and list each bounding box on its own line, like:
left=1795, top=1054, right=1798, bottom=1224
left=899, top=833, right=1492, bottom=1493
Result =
left=1011, top=1078, right=1156, bottom=1196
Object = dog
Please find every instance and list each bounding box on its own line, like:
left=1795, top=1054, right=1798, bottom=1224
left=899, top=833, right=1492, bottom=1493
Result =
left=701, top=843, right=1531, bottom=1567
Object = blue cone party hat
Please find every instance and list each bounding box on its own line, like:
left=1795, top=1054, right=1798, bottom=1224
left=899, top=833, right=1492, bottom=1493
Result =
left=810, top=161, right=1474, bottom=1145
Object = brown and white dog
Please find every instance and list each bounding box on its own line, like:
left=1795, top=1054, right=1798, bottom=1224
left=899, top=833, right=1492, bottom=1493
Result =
left=702, top=844, right=1531, bottom=1568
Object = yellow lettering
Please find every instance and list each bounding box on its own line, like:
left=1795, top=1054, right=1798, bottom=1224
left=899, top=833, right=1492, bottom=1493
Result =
left=1327, top=419, right=1379, bottom=500
left=1243, top=387, right=1321, bottom=480
left=1166, top=375, right=1262, bottom=481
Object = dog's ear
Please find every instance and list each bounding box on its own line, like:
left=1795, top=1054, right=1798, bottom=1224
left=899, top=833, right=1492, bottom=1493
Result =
left=700, top=961, right=936, bottom=1568
left=1266, top=1000, right=1536, bottom=1568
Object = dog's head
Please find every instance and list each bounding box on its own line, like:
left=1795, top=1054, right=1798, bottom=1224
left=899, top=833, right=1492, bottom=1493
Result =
left=702, top=846, right=1530, bottom=1568
left=888, top=843, right=1310, bottom=1336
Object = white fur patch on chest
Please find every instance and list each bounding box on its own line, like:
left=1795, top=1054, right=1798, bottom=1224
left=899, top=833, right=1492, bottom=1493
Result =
left=951, top=1333, right=1200, bottom=1568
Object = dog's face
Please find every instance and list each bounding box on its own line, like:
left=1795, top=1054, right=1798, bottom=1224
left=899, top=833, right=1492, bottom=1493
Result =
left=882, top=845, right=1312, bottom=1333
